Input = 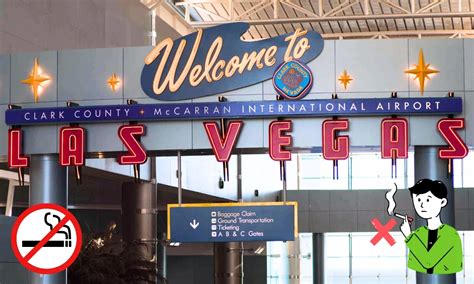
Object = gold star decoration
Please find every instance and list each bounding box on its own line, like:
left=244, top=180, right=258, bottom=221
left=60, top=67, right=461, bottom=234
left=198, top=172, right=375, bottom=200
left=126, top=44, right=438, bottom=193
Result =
left=338, top=69, right=353, bottom=90
left=21, top=58, right=50, bottom=103
left=405, top=49, right=439, bottom=96
left=107, top=73, right=120, bottom=92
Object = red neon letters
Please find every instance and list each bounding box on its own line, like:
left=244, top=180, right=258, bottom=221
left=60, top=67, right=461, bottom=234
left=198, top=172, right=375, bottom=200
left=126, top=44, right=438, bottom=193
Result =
left=8, top=129, right=29, bottom=168
left=381, top=118, right=409, bottom=159
left=118, top=125, right=147, bottom=165
left=269, top=120, right=292, bottom=161
left=59, top=127, right=85, bottom=166
left=438, top=118, right=469, bottom=159
left=322, top=119, right=350, bottom=160
left=203, top=121, right=243, bottom=162
left=7, top=118, right=470, bottom=168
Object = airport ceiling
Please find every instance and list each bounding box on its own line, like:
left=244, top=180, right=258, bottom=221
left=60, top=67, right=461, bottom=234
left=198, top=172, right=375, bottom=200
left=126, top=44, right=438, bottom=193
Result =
left=140, top=0, right=474, bottom=39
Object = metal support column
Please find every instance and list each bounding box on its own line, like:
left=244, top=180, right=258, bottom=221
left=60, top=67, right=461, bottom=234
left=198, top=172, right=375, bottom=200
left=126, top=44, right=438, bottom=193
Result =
left=29, top=154, right=68, bottom=284
left=122, top=182, right=158, bottom=283
left=288, top=237, right=300, bottom=282
left=414, top=146, right=455, bottom=284
left=313, top=233, right=324, bottom=284
left=157, top=232, right=167, bottom=281
left=214, top=242, right=244, bottom=284
left=214, top=154, right=244, bottom=283
left=152, top=156, right=167, bottom=283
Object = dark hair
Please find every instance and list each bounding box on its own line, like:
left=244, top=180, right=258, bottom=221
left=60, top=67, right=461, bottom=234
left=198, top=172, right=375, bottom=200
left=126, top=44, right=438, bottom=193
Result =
left=409, top=179, right=447, bottom=199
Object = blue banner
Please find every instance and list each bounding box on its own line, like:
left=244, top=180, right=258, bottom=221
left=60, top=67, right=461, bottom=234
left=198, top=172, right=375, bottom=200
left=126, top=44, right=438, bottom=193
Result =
left=4, top=97, right=462, bottom=126
left=167, top=202, right=297, bottom=243
left=140, top=23, right=324, bottom=101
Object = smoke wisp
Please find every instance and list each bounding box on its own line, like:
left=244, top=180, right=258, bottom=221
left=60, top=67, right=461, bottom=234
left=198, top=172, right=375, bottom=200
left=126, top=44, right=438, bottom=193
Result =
left=386, top=183, right=398, bottom=215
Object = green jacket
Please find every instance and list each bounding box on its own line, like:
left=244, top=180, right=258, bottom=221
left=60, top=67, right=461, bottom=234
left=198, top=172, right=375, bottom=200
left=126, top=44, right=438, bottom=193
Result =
left=405, top=224, right=462, bottom=274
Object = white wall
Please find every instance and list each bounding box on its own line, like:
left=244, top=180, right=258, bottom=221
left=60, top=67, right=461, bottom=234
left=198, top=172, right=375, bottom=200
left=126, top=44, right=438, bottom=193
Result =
left=0, top=0, right=179, bottom=54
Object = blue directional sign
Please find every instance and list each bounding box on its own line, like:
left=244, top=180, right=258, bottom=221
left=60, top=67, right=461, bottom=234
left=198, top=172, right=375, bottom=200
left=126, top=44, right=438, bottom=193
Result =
left=167, top=202, right=298, bottom=243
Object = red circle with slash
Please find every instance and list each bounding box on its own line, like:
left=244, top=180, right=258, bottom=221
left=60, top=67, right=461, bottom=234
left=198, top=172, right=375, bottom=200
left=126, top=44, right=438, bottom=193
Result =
left=11, top=203, right=82, bottom=274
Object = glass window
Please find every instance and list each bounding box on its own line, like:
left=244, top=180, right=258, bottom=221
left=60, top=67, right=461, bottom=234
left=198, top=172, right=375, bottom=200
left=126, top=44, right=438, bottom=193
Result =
left=87, top=157, right=151, bottom=180
left=181, top=155, right=238, bottom=200
left=351, top=152, right=406, bottom=190
left=325, top=233, right=350, bottom=280
left=406, top=151, right=415, bottom=189
left=266, top=233, right=313, bottom=284
left=297, top=151, right=416, bottom=191
left=326, top=233, right=411, bottom=283
left=441, top=148, right=474, bottom=189
left=156, top=155, right=239, bottom=200
left=454, top=158, right=463, bottom=188
left=241, top=154, right=297, bottom=201
left=351, top=232, right=406, bottom=278
left=298, top=154, right=349, bottom=190
left=269, top=231, right=474, bottom=284
left=156, top=156, right=178, bottom=186
left=325, top=233, right=350, bottom=258
left=299, top=233, right=314, bottom=282
left=463, top=231, right=474, bottom=277
left=266, top=240, right=290, bottom=283
left=461, top=150, right=474, bottom=187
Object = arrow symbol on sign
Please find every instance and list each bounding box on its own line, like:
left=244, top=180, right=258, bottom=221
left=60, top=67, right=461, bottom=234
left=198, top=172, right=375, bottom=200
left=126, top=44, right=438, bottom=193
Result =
left=190, top=219, right=200, bottom=229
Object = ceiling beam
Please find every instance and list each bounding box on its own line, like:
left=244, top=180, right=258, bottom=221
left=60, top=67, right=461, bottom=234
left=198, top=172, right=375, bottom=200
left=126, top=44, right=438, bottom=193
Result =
left=143, top=1, right=474, bottom=39
left=322, top=29, right=474, bottom=39
left=186, top=11, right=474, bottom=27
left=140, top=0, right=194, bottom=36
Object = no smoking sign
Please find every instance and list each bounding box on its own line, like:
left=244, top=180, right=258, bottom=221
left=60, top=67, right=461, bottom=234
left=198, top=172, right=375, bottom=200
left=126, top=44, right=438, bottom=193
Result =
left=11, top=203, right=82, bottom=274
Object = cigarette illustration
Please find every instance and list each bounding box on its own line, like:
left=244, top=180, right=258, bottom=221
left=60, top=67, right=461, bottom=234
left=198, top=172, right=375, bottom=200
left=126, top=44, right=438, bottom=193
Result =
left=22, top=240, right=70, bottom=247
left=22, top=212, right=72, bottom=248
left=386, top=183, right=414, bottom=224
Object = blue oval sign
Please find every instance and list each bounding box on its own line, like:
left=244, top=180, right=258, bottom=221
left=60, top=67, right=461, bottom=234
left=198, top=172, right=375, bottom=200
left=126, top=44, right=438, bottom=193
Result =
left=141, top=23, right=324, bottom=101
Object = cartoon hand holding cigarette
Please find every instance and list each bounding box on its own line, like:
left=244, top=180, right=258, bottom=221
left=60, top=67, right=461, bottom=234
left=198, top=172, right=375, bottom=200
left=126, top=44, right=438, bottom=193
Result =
left=400, top=215, right=411, bottom=239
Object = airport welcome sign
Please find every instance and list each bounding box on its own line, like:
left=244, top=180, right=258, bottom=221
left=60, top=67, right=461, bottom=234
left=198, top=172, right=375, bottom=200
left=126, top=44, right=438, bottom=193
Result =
left=5, top=23, right=469, bottom=177
left=140, top=23, right=324, bottom=101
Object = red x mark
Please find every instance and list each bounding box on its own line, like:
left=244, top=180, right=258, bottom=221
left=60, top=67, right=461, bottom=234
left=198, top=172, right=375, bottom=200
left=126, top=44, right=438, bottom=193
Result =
left=370, top=218, right=397, bottom=246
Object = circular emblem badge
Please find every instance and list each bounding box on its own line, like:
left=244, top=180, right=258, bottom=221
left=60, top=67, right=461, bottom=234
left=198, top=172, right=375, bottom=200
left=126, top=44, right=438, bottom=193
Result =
left=273, top=60, right=313, bottom=100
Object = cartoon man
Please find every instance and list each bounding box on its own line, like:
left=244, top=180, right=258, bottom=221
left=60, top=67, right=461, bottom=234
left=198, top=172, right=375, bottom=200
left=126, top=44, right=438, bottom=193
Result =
left=400, top=179, right=462, bottom=274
